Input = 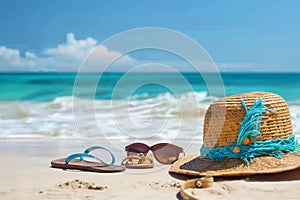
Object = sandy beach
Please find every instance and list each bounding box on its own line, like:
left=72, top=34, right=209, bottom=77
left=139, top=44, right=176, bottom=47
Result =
left=1, top=0, right=300, bottom=199
left=1, top=139, right=300, bottom=200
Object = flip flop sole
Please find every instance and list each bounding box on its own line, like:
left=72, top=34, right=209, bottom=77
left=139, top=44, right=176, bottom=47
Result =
left=51, top=158, right=126, bottom=173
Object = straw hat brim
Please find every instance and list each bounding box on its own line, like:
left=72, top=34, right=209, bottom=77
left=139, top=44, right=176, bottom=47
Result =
left=169, top=151, right=300, bottom=177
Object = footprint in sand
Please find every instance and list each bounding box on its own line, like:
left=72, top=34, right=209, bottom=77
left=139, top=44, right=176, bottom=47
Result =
left=149, top=181, right=181, bottom=190
left=57, top=179, right=108, bottom=190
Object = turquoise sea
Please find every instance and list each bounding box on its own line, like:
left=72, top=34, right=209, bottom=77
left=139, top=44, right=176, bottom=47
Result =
left=0, top=72, right=300, bottom=141
left=0, top=72, right=300, bottom=102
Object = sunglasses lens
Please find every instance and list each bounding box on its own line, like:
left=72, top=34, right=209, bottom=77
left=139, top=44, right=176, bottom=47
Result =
left=152, top=144, right=181, bottom=164
left=127, top=144, right=148, bottom=156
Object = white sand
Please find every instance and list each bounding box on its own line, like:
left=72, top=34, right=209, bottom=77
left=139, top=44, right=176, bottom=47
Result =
left=1, top=139, right=300, bottom=200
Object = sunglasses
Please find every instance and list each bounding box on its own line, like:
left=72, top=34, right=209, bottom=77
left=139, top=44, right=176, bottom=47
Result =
left=125, top=143, right=184, bottom=164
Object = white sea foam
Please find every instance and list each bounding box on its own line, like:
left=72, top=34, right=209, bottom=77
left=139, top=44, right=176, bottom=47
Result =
left=289, top=104, right=300, bottom=140
left=0, top=91, right=300, bottom=143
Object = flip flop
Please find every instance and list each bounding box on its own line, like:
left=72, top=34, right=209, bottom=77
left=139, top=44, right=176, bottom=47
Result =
left=51, top=146, right=126, bottom=173
left=121, top=152, right=154, bottom=169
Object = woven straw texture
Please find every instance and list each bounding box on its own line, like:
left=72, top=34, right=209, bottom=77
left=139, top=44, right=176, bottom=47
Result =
left=169, top=92, right=300, bottom=177
left=203, top=92, right=293, bottom=148
left=169, top=149, right=300, bottom=176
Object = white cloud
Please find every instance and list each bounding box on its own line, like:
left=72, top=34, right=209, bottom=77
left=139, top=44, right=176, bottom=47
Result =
left=0, top=46, right=21, bottom=66
left=44, top=33, right=97, bottom=61
left=79, top=43, right=136, bottom=72
left=24, top=51, right=37, bottom=59
left=0, top=34, right=293, bottom=72
left=0, top=33, right=136, bottom=72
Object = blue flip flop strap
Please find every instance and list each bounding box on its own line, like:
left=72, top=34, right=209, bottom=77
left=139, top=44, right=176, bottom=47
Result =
left=83, top=146, right=115, bottom=165
left=65, top=153, right=108, bottom=165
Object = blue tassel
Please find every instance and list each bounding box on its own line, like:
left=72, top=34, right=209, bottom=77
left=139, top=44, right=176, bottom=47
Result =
left=200, top=98, right=297, bottom=163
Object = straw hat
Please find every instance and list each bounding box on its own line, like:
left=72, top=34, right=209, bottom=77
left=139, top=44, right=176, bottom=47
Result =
left=170, top=92, right=300, bottom=176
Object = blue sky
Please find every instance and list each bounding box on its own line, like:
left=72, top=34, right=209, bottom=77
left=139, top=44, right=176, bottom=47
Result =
left=0, top=0, right=299, bottom=72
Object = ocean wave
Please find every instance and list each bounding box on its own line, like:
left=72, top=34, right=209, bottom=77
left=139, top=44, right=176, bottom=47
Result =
left=0, top=91, right=300, bottom=141
left=0, top=91, right=210, bottom=139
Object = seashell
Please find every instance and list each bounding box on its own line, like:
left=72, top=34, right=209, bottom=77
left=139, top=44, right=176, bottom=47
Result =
left=196, top=176, right=214, bottom=188
left=242, top=138, right=250, bottom=145
left=232, top=146, right=240, bottom=154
